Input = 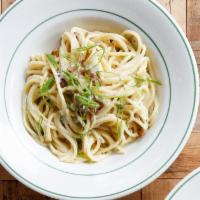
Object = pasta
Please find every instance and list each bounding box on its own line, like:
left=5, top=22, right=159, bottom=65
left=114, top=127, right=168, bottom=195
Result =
left=22, top=27, right=160, bottom=163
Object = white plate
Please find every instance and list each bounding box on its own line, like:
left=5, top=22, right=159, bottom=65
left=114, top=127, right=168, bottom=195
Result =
left=0, top=0, right=199, bottom=199
left=166, top=168, right=200, bottom=200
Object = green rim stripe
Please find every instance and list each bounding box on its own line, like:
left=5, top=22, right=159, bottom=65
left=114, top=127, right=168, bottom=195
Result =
left=168, top=170, right=200, bottom=199
left=3, top=9, right=171, bottom=176
left=0, top=1, right=198, bottom=199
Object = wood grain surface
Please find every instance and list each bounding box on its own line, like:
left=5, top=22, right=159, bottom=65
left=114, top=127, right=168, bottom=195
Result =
left=0, top=0, right=199, bottom=199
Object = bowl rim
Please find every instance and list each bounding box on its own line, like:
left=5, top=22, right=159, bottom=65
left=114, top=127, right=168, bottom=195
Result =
left=0, top=0, right=199, bottom=199
left=166, top=167, right=200, bottom=200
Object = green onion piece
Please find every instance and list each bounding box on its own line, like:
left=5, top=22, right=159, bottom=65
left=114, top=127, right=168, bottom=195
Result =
left=92, top=81, right=100, bottom=94
left=116, top=96, right=126, bottom=117
left=77, top=152, right=86, bottom=158
left=79, top=133, right=86, bottom=140
left=84, top=87, right=92, bottom=98
left=39, top=76, right=55, bottom=96
left=36, top=116, right=43, bottom=135
left=134, top=76, right=146, bottom=82
left=134, top=76, right=162, bottom=86
left=46, top=54, right=58, bottom=69
left=77, top=151, right=92, bottom=162
left=75, top=94, right=99, bottom=109
left=62, top=71, right=81, bottom=89
left=75, top=44, right=97, bottom=52
left=116, top=119, right=124, bottom=140
left=147, top=78, right=162, bottom=85
left=94, top=81, right=100, bottom=90
left=63, top=53, right=71, bottom=61
left=83, top=77, right=92, bottom=97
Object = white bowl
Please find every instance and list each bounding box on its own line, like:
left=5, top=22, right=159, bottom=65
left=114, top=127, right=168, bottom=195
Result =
left=0, top=0, right=199, bottom=199
left=166, top=167, right=200, bottom=200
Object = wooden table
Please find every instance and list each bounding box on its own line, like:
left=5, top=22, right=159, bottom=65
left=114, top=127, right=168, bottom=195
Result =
left=0, top=0, right=199, bottom=199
